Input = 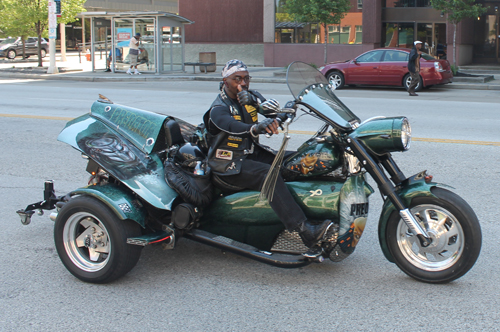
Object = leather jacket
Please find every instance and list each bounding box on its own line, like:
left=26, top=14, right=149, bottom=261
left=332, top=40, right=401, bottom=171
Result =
left=408, top=46, right=420, bottom=73
left=203, top=89, right=274, bottom=176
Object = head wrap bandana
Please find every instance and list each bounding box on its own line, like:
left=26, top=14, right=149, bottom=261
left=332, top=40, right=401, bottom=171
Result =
left=222, top=59, right=248, bottom=78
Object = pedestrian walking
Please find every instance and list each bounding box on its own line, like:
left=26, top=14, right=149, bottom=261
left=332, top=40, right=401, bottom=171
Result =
left=127, top=33, right=141, bottom=75
left=408, top=40, right=422, bottom=96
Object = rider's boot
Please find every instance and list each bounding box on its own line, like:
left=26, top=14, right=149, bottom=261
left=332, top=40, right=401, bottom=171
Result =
left=297, top=220, right=332, bottom=248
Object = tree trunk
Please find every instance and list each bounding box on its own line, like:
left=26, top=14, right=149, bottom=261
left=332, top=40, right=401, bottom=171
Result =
left=36, top=21, right=43, bottom=67
left=323, top=23, right=328, bottom=64
left=22, top=39, right=26, bottom=59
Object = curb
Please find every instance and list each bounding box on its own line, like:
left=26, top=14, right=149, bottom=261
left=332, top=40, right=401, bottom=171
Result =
left=0, top=71, right=497, bottom=89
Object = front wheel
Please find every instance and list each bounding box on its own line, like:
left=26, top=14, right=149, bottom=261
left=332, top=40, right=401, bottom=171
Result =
left=7, top=49, right=16, bottom=59
left=386, top=187, right=481, bottom=283
left=40, top=48, right=47, bottom=58
left=54, top=195, right=143, bottom=283
left=326, top=71, right=345, bottom=89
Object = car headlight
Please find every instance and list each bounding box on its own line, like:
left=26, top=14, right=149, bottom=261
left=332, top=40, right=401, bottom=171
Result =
left=349, top=116, right=411, bottom=154
left=318, top=66, right=325, bottom=71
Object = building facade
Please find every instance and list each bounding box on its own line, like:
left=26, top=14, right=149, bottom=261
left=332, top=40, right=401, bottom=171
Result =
left=78, top=0, right=499, bottom=67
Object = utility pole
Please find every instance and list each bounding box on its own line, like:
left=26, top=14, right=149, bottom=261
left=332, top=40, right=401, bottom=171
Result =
left=47, top=0, right=59, bottom=74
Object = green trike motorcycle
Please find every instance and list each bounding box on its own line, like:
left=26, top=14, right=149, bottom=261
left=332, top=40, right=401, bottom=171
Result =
left=17, top=62, right=481, bottom=284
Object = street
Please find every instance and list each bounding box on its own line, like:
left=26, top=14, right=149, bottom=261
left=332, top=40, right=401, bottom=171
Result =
left=1, top=78, right=499, bottom=331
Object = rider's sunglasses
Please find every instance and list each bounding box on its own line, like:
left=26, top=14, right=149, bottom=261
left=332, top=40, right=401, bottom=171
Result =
left=231, top=75, right=252, bottom=84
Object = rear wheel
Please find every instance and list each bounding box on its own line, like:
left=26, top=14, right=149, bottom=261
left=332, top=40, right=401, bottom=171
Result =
left=40, top=49, right=47, bottom=58
left=6, top=49, right=16, bottom=59
left=404, top=73, right=422, bottom=92
left=386, top=187, right=481, bottom=283
left=54, top=195, right=142, bottom=283
left=326, top=71, right=345, bottom=89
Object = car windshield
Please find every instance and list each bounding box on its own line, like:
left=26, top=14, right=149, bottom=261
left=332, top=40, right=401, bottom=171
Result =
left=286, top=61, right=360, bottom=130
left=1, top=38, right=17, bottom=45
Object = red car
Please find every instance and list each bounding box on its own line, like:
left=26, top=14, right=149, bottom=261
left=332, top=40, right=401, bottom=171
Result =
left=319, top=48, right=453, bottom=91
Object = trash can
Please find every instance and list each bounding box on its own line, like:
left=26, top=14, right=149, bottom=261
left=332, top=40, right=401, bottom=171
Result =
left=199, top=52, right=216, bottom=73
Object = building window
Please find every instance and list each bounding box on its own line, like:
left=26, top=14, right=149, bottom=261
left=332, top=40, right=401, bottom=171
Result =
left=383, top=0, right=431, bottom=7
left=275, top=1, right=362, bottom=44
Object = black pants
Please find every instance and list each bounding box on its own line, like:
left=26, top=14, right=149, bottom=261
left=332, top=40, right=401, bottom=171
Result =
left=220, top=147, right=307, bottom=231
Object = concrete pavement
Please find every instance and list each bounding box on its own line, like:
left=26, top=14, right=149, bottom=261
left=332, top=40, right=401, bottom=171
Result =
left=1, top=52, right=499, bottom=90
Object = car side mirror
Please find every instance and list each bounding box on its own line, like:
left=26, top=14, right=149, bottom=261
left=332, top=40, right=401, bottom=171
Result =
left=353, top=59, right=357, bottom=64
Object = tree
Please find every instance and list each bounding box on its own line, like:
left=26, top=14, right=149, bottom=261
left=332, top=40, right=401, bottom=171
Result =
left=431, top=0, right=487, bottom=67
left=284, top=0, right=351, bottom=64
left=0, top=0, right=85, bottom=67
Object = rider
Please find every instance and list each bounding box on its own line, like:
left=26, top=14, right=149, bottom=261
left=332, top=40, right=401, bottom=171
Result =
left=203, top=59, right=332, bottom=251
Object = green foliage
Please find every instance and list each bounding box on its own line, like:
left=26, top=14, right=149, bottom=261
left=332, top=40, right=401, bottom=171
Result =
left=431, top=0, right=487, bottom=25
left=283, top=0, right=351, bottom=64
left=284, top=0, right=351, bottom=26
left=451, top=64, right=458, bottom=75
left=0, top=0, right=85, bottom=39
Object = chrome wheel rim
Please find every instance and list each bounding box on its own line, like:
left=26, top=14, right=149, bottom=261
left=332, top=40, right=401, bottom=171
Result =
left=405, top=76, right=420, bottom=90
left=396, top=204, right=464, bottom=271
left=62, top=212, right=111, bottom=272
left=7, top=50, right=15, bottom=59
left=328, top=74, right=342, bottom=88
left=40, top=49, right=46, bottom=57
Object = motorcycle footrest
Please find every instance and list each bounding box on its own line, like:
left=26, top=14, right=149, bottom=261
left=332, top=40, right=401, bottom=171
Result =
left=185, top=229, right=311, bottom=268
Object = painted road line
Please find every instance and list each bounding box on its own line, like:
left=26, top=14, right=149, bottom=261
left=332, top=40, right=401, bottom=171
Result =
left=1, top=114, right=499, bottom=146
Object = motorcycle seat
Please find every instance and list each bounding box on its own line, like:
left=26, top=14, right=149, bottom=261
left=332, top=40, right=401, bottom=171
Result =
left=164, top=119, right=185, bottom=148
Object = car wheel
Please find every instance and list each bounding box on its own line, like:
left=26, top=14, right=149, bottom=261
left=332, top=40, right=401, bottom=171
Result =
left=326, top=71, right=345, bottom=89
left=40, top=49, right=47, bottom=58
left=6, top=49, right=16, bottom=59
left=404, top=73, right=422, bottom=92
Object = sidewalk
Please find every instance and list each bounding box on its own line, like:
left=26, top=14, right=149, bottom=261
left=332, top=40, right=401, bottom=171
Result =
left=1, top=53, right=499, bottom=90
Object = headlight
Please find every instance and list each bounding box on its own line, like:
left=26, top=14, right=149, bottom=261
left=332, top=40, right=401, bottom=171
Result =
left=349, top=116, right=411, bottom=154
left=401, top=117, right=411, bottom=150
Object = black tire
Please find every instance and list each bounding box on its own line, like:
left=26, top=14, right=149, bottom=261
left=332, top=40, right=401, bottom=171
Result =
left=404, top=73, right=422, bottom=92
left=326, top=71, right=345, bottom=89
left=6, top=49, right=16, bottom=59
left=54, top=195, right=143, bottom=283
left=386, top=187, right=481, bottom=283
left=40, top=49, right=47, bottom=58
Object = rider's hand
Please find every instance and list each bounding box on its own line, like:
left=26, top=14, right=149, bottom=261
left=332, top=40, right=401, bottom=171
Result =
left=260, top=99, right=280, bottom=115
left=237, top=87, right=258, bottom=106
left=251, top=118, right=279, bottom=136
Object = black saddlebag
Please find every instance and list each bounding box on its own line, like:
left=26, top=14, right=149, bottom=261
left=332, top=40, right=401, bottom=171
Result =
left=164, top=159, right=213, bottom=208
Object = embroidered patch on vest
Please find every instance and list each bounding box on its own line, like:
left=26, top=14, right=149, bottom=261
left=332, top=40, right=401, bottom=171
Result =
left=245, top=105, right=258, bottom=122
left=228, top=135, right=242, bottom=141
left=233, top=115, right=241, bottom=120
left=216, top=149, right=233, bottom=160
left=227, top=142, right=239, bottom=148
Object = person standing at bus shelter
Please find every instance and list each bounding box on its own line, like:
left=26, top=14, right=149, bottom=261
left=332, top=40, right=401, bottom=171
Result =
left=127, top=33, right=141, bottom=75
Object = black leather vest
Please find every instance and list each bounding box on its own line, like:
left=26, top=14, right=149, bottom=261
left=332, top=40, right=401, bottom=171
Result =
left=204, top=91, right=270, bottom=176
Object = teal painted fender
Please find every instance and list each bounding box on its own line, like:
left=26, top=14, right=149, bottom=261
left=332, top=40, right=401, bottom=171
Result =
left=72, top=183, right=147, bottom=228
left=378, top=172, right=451, bottom=262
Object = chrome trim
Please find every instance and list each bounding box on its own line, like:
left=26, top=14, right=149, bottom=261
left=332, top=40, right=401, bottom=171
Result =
left=360, top=116, right=386, bottom=125
left=399, top=209, right=430, bottom=239
left=345, top=153, right=362, bottom=175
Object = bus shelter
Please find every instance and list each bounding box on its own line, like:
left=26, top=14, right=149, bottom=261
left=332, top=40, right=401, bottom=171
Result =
left=78, top=11, right=193, bottom=74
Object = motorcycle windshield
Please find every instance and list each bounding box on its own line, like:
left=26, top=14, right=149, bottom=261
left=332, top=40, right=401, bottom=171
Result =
left=286, top=61, right=360, bottom=130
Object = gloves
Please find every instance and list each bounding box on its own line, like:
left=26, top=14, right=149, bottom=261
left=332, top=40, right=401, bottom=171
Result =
left=259, top=99, right=280, bottom=115
left=251, top=118, right=275, bottom=137
left=237, top=90, right=258, bottom=106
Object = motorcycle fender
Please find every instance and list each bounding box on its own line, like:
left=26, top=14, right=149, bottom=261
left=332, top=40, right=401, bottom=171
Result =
left=71, top=184, right=146, bottom=228
left=378, top=173, right=451, bottom=262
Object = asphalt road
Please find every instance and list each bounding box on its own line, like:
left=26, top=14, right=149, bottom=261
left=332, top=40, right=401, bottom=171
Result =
left=1, top=79, right=499, bottom=331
